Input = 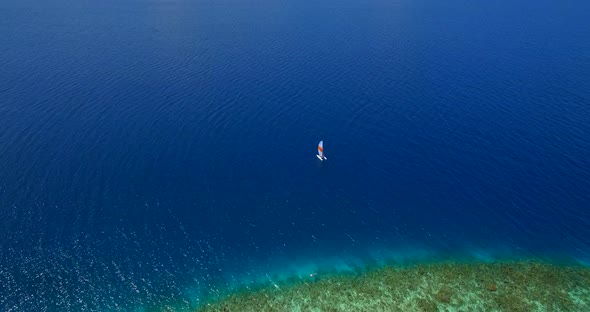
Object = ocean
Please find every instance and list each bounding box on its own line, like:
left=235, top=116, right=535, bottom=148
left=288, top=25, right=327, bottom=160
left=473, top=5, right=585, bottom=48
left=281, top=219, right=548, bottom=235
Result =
left=1, top=0, right=589, bottom=310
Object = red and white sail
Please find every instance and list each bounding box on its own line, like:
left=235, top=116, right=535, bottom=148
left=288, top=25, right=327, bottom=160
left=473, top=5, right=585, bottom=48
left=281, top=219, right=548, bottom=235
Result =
left=317, top=141, right=325, bottom=160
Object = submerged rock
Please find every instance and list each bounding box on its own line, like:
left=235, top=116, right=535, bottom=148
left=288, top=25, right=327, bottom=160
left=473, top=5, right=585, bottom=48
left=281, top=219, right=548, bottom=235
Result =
left=488, top=283, right=497, bottom=291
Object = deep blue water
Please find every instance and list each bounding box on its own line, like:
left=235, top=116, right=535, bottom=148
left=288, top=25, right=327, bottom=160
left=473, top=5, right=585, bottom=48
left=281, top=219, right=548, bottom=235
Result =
left=1, top=0, right=589, bottom=310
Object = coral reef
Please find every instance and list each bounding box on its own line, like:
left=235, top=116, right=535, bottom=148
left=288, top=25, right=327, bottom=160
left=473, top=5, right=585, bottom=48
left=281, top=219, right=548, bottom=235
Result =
left=195, top=261, right=590, bottom=312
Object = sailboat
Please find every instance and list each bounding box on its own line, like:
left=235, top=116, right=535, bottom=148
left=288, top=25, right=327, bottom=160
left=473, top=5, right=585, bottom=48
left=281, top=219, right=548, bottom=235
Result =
left=317, top=140, right=327, bottom=161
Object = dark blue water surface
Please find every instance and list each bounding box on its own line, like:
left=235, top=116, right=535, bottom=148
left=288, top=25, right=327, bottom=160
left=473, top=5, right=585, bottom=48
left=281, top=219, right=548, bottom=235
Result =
left=1, top=0, right=589, bottom=310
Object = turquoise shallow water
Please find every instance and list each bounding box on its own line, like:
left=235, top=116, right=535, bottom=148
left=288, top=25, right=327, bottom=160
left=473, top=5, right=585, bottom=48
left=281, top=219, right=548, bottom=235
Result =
left=1, top=0, right=589, bottom=310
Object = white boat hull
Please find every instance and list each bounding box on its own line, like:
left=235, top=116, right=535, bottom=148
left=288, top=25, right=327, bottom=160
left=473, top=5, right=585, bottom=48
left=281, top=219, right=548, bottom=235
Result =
left=317, top=155, right=327, bottom=161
